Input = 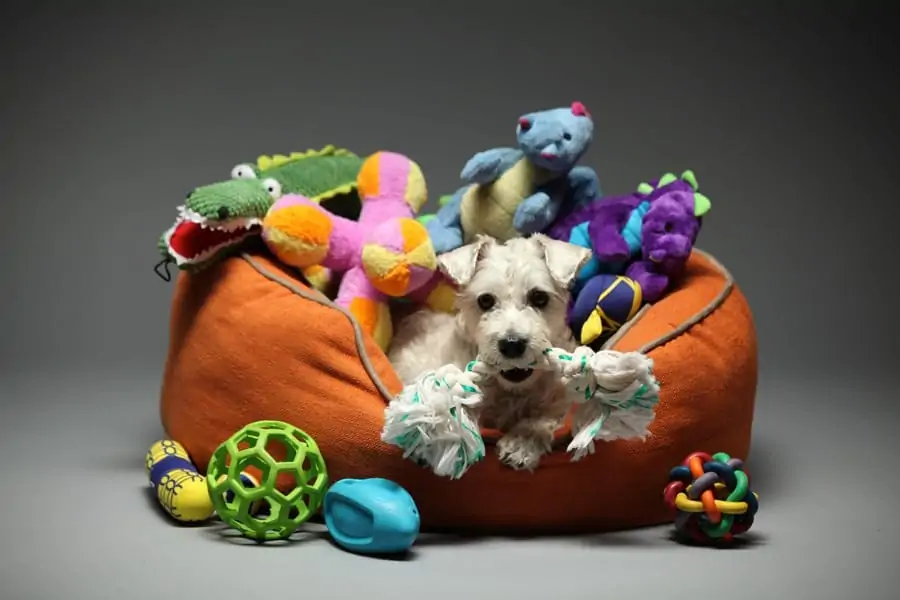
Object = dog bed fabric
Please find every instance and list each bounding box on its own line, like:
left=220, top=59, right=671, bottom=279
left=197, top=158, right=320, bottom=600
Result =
left=159, top=247, right=757, bottom=534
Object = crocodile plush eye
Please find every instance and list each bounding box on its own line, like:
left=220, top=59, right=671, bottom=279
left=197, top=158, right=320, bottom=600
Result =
left=231, top=164, right=257, bottom=180
left=262, top=178, right=282, bottom=199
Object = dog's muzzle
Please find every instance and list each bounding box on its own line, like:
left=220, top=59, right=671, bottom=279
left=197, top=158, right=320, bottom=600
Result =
left=496, top=336, right=536, bottom=382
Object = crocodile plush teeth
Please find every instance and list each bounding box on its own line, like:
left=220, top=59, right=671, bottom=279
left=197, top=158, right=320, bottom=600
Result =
left=164, top=210, right=262, bottom=266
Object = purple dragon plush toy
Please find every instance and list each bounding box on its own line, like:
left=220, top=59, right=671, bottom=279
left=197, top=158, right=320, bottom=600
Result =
left=547, top=170, right=711, bottom=305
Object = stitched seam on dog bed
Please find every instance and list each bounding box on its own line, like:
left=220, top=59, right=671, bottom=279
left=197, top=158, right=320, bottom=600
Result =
left=240, top=253, right=396, bottom=404
left=601, top=248, right=735, bottom=354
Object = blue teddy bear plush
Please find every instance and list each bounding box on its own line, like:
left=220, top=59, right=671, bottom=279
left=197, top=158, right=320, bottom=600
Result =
left=427, top=101, right=601, bottom=254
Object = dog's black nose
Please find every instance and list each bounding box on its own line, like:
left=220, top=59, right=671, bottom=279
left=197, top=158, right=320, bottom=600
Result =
left=217, top=206, right=230, bottom=220
left=498, top=336, right=527, bottom=358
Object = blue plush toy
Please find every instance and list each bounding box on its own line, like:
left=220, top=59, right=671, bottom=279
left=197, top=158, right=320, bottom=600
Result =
left=426, top=101, right=601, bottom=254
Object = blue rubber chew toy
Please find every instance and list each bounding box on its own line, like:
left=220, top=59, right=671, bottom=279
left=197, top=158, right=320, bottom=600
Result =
left=324, top=478, right=420, bottom=554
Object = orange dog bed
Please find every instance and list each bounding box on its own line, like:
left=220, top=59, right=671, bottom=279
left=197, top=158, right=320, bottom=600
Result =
left=159, top=247, right=757, bottom=534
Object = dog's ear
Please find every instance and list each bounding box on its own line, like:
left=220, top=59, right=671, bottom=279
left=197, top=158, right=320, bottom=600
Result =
left=437, top=235, right=493, bottom=286
left=531, top=234, right=593, bottom=290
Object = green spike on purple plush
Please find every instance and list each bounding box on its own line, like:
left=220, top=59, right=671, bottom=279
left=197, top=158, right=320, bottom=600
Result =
left=657, top=172, right=678, bottom=187
left=693, top=193, right=711, bottom=217
left=680, top=170, right=699, bottom=191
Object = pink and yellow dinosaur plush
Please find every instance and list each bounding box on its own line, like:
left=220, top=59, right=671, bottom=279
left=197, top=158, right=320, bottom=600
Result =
left=262, top=151, right=450, bottom=350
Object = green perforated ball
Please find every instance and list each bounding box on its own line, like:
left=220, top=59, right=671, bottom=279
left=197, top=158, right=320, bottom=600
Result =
left=206, top=420, right=329, bottom=541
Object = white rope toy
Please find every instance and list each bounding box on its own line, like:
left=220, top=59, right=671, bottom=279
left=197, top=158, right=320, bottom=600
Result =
left=381, top=345, right=661, bottom=479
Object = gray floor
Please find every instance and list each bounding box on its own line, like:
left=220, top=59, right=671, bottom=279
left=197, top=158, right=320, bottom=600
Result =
left=1, top=370, right=896, bottom=600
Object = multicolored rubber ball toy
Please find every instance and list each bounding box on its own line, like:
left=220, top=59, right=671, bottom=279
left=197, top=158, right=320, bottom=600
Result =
left=664, top=451, right=759, bottom=544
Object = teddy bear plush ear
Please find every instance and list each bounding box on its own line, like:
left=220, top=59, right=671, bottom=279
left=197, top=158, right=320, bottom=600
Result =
left=530, top=234, right=593, bottom=290
left=437, top=235, right=494, bottom=286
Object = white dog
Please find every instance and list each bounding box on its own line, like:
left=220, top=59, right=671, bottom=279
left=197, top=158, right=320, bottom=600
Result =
left=388, top=233, right=593, bottom=471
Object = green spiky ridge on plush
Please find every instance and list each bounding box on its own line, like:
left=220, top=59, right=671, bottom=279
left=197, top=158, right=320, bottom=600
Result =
left=636, top=169, right=710, bottom=217
left=158, top=145, right=364, bottom=273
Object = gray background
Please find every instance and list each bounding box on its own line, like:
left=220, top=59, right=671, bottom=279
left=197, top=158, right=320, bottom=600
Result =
left=1, top=2, right=897, bottom=599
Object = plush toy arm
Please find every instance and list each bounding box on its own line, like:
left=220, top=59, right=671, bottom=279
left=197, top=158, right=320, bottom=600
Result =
left=512, top=191, right=557, bottom=235
left=334, top=265, right=394, bottom=350
left=460, top=147, right=523, bottom=185
left=587, top=205, right=633, bottom=263
left=415, top=194, right=455, bottom=227
left=425, top=190, right=466, bottom=254
left=262, top=194, right=358, bottom=272
left=625, top=260, right=669, bottom=304
left=567, top=165, right=602, bottom=207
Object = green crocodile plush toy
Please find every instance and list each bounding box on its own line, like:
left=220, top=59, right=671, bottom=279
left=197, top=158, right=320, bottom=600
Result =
left=157, top=145, right=364, bottom=280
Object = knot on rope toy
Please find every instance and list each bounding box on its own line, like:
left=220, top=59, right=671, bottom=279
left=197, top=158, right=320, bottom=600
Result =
left=381, top=346, right=660, bottom=478
left=540, top=346, right=660, bottom=461
left=663, top=451, right=760, bottom=544
left=381, top=362, right=491, bottom=479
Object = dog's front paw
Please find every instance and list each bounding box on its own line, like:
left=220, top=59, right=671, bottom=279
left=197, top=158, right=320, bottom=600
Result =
left=496, top=433, right=550, bottom=472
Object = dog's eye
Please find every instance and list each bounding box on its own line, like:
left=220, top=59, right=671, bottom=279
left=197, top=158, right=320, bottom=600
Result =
left=476, top=294, right=496, bottom=311
left=528, top=289, right=550, bottom=309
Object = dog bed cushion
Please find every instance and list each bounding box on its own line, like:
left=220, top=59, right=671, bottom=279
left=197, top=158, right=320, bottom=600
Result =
left=159, top=247, right=757, bottom=534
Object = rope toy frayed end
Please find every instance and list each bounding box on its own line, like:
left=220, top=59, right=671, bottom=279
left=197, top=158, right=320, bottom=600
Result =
left=381, top=362, right=489, bottom=479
